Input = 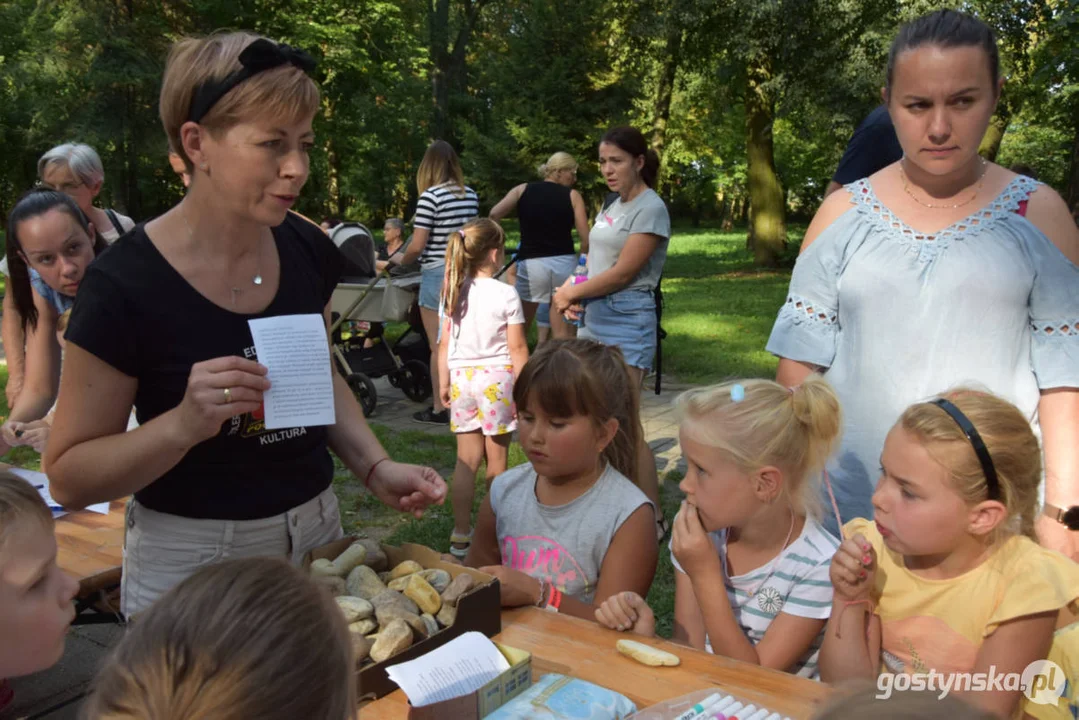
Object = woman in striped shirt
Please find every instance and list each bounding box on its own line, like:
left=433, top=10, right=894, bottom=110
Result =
left=399, top=141, right=480, bottom=425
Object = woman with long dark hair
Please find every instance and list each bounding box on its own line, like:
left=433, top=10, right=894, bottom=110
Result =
left=0, top=189, right=107, bottom=456
left=553, top=126, right=670, bottom=524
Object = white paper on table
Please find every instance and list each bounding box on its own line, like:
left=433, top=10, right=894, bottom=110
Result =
left=385, top=631, right=511, bottom=708
left=247, top=313, right=336, bottom=431
left=9, top=468, right=109, bottom=516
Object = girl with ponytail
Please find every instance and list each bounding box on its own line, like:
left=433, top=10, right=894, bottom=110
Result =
left=598, top=376, right=844, bottom=680
left=438, top=218, right=529, bottom=558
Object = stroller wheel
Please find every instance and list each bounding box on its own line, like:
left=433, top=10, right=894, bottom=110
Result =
left=399, top=359, right=432, bottom=402
left=347, top=373, right=378, bottom=417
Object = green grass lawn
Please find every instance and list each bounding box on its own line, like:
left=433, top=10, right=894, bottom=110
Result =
left=0, top=221, right=796, bottom=639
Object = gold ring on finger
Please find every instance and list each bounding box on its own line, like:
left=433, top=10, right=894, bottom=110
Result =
left=223, top=387, right=232, bottom=404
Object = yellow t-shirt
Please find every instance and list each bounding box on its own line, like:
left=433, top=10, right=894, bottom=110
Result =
left=845, top=518, right=1079, bottom=718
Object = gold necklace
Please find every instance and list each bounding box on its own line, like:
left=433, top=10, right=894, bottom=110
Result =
left=180, top=202, right=264, bottom=305
left=899, top=158, right=988, bottom=209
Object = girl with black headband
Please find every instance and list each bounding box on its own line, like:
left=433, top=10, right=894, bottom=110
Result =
left=42, top=32, right=446, bottom=617
left=821, top=389, right=1079, bottom=719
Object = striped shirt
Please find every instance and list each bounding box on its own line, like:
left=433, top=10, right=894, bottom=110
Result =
left=414, top=182, right=479, bottom=266
left=670, top=516, right=839, bottom=679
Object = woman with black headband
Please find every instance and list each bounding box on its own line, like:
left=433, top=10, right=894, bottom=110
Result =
left=44, top=32, right=447, bottom=616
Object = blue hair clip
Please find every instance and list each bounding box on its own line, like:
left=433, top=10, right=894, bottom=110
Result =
left=730, top=384, right=745, bottom=403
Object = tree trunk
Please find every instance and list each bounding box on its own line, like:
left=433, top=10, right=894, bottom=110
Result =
left=978, top=113, right=1010, bottom=162
left=429, top=0, right=490, bottom=144
left=650, top=26, right=682, bottom=192
left=744, top=60, right=786, bottom=267
left=429, top=0, right=451, bottom=140
left=124, top=87, right=140, bottom=217
left=1067, top=121, right=1079, bottom=217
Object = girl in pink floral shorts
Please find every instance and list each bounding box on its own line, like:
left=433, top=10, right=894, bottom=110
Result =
left=437, top=219, right=529, bottom=557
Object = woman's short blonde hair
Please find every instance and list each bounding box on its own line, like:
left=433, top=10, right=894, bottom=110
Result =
left=537, top=151, right=577, bottom=178
left=159, top=32, right=320, bottom=171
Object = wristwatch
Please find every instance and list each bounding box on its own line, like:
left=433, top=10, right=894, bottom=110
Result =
left=1043, top=502, right=1079, bottom=531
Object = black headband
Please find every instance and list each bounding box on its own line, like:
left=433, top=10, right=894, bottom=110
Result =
left=187, top=39, right=316, bottom=123
left=930, top=398, right=1001, bottom=501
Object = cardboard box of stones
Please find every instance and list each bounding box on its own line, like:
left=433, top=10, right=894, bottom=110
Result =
left=302, top=536, right=501, bottom=701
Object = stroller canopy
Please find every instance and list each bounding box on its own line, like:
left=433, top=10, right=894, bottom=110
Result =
left=330, top=222, right=377, bottom=281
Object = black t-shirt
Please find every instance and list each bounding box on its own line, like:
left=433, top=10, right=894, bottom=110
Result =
left=832, top=105, right=903, bottom=185
left=66, top=212, right=344, bottom=520
left=516, top=181, right=575, bottom=260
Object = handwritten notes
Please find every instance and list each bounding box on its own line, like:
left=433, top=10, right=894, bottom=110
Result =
left=248, top=314, right=336, bottom=430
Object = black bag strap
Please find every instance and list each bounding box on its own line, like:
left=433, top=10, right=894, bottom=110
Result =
left=104, top=209, right=126, bottom=238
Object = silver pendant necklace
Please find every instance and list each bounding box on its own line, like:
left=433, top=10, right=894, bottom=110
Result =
left=181, top=202, right=264, bottom=305
left=733, top=507, right=796, bottom=612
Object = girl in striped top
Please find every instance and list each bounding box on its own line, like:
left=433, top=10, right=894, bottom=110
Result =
left=399, top=141, right=480, bottom=424
left=597, top=376, right=843, bottom=679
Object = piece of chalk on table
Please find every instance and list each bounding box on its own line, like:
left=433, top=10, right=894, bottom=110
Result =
left=722, top=702, right=744, bottom=718
left=674, top=693, right=725, bottom=720
left=704, top=696, right=737, bottom=719
left=710, top=696, right=737, bottom=715
left=733, top=704, right=758, bottom=719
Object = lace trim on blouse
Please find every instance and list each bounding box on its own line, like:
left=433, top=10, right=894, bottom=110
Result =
left=845, top=175, right=1040, bottom=263
left=776, top=293, right=837, bottom=331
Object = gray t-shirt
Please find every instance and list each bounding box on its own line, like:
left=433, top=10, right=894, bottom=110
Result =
left=588, top=188, right=670, bottom=292
left=490, top=462, right=654, bottom=604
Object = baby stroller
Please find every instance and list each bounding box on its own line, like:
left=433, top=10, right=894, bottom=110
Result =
left=328, top=223, right=432, bottom=417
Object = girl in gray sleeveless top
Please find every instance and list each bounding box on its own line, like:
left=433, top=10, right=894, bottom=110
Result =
left=464, top=339, right=658, bottom=619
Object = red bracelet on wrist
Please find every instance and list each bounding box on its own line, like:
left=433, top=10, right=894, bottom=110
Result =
left=364, top=458, right=391, bottom=489
left=834, top=598, right=874, bottom=639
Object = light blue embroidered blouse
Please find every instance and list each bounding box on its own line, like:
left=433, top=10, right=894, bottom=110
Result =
left=767, top=176, right=1079, bottom=532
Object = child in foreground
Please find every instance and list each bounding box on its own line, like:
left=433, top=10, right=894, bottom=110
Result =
left=597, top=377, right=843, bottom=679
left=439, top=218, right=528, bottom=558
left=0, top=472, right=80, bottom=712
left=82, top=557, right=354, bottom=719
left=465, top=339, right=657, bottom=620
left=821, top=389, right=1079, bottom=719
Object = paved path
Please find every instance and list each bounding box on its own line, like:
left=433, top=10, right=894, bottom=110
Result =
left=3, top=371, right=692, bottom=718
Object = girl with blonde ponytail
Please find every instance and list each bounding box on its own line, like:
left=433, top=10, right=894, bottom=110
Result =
left=597, top=376, right=844, bottom=680
left=823, top=389, right=1079, bottom=719
left=438, top=218, right=529, bottom=558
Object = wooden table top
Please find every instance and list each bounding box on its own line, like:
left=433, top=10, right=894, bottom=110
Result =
left=358, top=607, right=830, bottom=719
left=55, top=500, right=126, bottom=581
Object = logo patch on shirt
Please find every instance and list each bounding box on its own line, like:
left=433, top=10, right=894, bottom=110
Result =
left=757, top=586, right=784, bottom=614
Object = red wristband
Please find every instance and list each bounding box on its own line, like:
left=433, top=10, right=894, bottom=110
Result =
left=544, top=586, right=563, bottom=613
left=364, top=458, right=391, bottom=489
